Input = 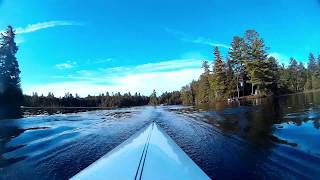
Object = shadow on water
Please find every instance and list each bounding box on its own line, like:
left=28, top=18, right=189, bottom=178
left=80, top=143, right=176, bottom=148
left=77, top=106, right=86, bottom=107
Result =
left=0, top=123, right=26, bottom=168
left=172, top=92, right=320, bottom=149
left=161, top=92, right=320, bottom=179
left=0, top=104, right=22, bottom=120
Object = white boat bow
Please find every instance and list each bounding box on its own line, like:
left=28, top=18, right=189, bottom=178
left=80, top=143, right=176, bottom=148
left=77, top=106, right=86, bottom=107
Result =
left=71, top=122, right=210, bottom=180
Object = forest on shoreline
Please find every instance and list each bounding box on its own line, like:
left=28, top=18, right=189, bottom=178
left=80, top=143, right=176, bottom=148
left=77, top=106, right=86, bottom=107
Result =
left=180, top=30, right=320, bottom=105
left=1, top=26, right=320, bottom=118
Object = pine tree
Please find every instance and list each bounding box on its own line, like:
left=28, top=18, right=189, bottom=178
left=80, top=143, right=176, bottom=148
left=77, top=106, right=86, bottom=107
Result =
left=305, top=53, right=317, bottom=90
left=229, top=36, right=246, bottom=97
left=181, top=85, right=194, bottom=105
left=197, top=61, right=211, bottom=104
left=297, top=62, right=307, bottom=91
left=213, top=46, right=226, bottom=97
left=0, top=26, right=22, bottom=118
left=243, top=30, right=268, bottom=95
left=278, top=64, right=290, bottom=93
left=149, top=89, right=158, bottom=106
left=0, top=26, right=21, bottom=88
left=288, top=58, right=299, bottom=92
left=265, top=56, right=280, bottom=93
left=308, top=53, right=317, bottom=74
left=225, top=58, right=237, bottom=98
left=202, top=60, right=210, bottom=75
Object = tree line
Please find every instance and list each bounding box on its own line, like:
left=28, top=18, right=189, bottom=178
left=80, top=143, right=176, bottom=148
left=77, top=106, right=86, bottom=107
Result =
left=180, top=30, right=320, bottom=105
left=23, top=90, right=183, bottom=108
left=23, top=92, right=149, bottom=108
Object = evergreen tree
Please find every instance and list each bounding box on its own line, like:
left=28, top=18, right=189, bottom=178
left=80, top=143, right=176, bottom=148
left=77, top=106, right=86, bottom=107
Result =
left=305, top=72, right=313, bottom=90
left=190, top=80, right=198, bottom=104
left=198, top=61, right=211, bottom=104
left=297, top=62, right=307, bottom=91
left=305, top=53, right=317, bottom=90
left=288, top=58, right=299, bottom=92
left=278, top=64, right=290, bottom=93
left=225, top=58, right=237, bottom=98
left=202, top=60, right=210, bottom=75
left=149, top=89, right=158, bottom=106
left=265, top=56, right=280, bottom=93
left=159, top=91, right=181, bottom=105
left=181, top=85, right=194, bottom=105
left=306, top=53, right=320, bottom=90
left=229, top=36, right=246, bottom=97
left=213, top=46, right=226, bottom=97
left=243, top=30, right=268, bottom=95
left=308, top=53, right=317, bottom=74
left=0, top=26, right=22, bottom=118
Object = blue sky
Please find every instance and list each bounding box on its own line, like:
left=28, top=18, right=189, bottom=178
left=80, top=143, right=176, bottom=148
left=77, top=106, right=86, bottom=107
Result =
left=1, top=0, right=320, bottom=96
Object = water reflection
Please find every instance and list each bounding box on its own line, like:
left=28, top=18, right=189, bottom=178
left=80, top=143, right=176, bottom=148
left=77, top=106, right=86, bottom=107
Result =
left=173, top=91, right=320, bottom=153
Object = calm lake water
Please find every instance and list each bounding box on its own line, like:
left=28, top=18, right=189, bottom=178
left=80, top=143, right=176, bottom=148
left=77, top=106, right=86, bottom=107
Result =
left=1, top=92, right=320, bottom=179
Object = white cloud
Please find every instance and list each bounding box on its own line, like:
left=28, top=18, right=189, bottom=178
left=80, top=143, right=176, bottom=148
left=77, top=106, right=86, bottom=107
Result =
left=165, top=28, right=230, bottom=49
left=23, top=59, right=204, bottom=97
left=0, top=21, right=81, bottom=45
left=268, top=52, right=290, bottom=66
left=55, top=61, right=77, bottom=70
left=85, top=58, right=113, bottom=65
left=14, top=21, right=80, bottom=34
left=76, top=70, right=93, bottom=76
left=135, top=59, right=203, bottom=72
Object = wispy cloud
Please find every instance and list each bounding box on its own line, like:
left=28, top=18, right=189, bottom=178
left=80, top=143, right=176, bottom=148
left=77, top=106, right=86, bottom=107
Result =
left=165, top=28, right=230, bottom=49
left=23, top=59, right=204, bottom=97
left=268, top=52, right=290, bottom=66
left=86, top=58, right=113, bottom=65
left=0, top=20, right=82, bottom=44
left=14, top=21, right=81, bottom=34
left=55, top=61, right=77, bottom=70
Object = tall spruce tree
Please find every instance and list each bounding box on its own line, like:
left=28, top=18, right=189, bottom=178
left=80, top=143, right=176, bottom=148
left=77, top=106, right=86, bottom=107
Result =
left=288, top=58, right=299, bottom=92
left=229, top=36, right=246, bottom=97
left=308, top=53, right=317, bottom=74
left=213, top=46, right=226, bottom=97
left=297, top=62, right=307, bottom=91
left=149, top=89, right=158, bottom=106
left=198, top=61, right=211, bottom=103
left=181, top=84, right=194, bottom=105
left=306, top=53, right=317, bottom=90
left=0, top=26, right=22, bottom=118
left=244, top=30, right=268, bottom=95
left=202, top=60, right=210, bottom=75
left=225, top=58, right=237, bottom=98
left=265, top=56, right=280, bottom=93
left=278, top=63, right=290, bottom=93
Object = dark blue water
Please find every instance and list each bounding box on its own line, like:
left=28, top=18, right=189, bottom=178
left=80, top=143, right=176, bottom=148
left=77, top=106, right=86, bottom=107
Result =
left=1, top=92, right=320, bottom=180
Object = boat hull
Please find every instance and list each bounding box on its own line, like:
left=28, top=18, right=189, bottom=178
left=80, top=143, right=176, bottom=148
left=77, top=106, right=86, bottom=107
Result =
left=71, top=122, right=210, bottom=180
